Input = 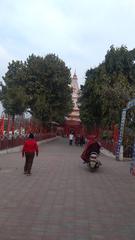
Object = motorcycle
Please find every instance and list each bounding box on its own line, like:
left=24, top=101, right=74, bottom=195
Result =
left=88, top=152, right=101, bottom=172
left=80, top=136, right=102, bottom=172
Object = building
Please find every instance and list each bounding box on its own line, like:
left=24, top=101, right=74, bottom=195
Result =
left=64, top=72, right=82, bottom=136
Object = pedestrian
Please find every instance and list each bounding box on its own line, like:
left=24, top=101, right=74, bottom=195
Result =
left=69, top=132, right=74, bottom=145
left=80, top=134, right=85, bottom=146
left=75, top=133, right=80, bottom=146
left=22, top=133, right=38, bottom=175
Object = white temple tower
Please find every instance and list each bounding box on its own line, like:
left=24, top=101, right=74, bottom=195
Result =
left=66, top=71, right=80, bottom=122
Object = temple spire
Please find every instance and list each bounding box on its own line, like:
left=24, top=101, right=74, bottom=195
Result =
left=66, top=71, right=80, bottom=121
left=71, top=70, right=79, bottom=93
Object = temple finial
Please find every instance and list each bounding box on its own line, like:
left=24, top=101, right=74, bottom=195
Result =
left=73, top=69, right=77, bottom=79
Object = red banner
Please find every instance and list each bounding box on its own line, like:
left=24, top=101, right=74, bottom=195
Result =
left=113, top=125, right=119, bottom=143
left=11, top=118, right=15, bottom=135
left=0, top=116, right=4, bottom=136
left=7, top=115, right=10, bottom=136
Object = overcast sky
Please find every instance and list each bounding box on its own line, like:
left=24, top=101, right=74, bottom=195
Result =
left=0, top=0, right=135, bottom=86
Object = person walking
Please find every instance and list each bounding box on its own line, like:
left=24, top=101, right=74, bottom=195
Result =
left=22, top=133, right=38, bottom=175
left=69, top=132, right=74, bottom=145
left=80, top=134, right=85, bottom=146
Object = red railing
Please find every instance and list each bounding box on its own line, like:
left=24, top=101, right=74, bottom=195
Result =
left=100, top=139, right=116, bottom=155
left=0, top=132, right=56, bottom=151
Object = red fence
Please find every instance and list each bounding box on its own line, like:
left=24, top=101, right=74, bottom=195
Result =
left=86, top=127, right=119, bottom=156
left=100, top=139, right=116, bottom=155
left=0, top=132, right=56, bottom=151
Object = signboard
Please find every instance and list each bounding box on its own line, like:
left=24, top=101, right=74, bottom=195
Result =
left=116, top=109, right=127, bottom=160
left=130, top=140, right=135, bottom=176
left=116, top=98, right=135, bottom=160
left=126, top=98, right=135, bottom=110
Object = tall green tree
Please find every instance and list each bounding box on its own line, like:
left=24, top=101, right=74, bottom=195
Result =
left=79, top=45, right=135, bottom=130
left=24, top=54, right=73, bottom=123
left=0, top=54, right=73, bottom=124
left=79, top=68, right=102, bottom=130
left=0, top=60, right=28, bottom=118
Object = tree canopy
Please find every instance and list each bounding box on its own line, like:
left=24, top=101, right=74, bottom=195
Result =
left=0, top=54, right=73, bottom=124
left=79, top=45, right=135, bottom=130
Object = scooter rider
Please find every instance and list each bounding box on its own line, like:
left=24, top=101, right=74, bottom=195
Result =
left=81, top=135, right=101, bottom=164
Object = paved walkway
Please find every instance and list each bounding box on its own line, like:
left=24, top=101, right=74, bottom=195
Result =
left=0, top=137, right=135, bottom=240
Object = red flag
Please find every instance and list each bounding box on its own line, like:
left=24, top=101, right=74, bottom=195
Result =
left=11, top=118, right=15, bottom=135
left=113, top=125, right=119, bottom=143
left=26, top=119, right=32, bottom=134
left=19, top=116, right=23, bottom=136
left=7, top=115, right=10, bottom=136
left=0, top=116, right=4, bottom=136
left=19, top=121, right=21, bottom=136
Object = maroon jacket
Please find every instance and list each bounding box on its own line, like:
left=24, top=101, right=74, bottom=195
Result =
left=81, top=139, right=100, bottom=162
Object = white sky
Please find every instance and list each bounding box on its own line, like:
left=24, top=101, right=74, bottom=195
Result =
left=0, top=0, right=135, bottom=86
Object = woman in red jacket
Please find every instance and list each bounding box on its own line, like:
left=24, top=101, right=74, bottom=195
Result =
left=22, top=133, right=38, bottom=175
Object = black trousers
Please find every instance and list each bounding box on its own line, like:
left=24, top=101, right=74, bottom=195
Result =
left=24, top=152, right=35, bottom=174
left=69, top=139, right=73, bottom=145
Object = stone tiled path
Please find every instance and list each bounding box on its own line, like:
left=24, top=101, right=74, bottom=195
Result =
left=0, top=137, right=135, bottom=240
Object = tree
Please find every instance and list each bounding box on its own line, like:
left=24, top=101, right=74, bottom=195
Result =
left=0, top=60, right=28, bottom=118
left=78, top=68, right=102, bottom=130
left=23, top=54, right=73, bottom=123
left=105, top=45, right=135, bottom=84
left=79, top=45, right=135, bottom=130
left=0, top=54, right=73, bottom=124
left=101, top=73, right=134, bottom=125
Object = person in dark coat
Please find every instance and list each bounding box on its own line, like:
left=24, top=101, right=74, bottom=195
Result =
left=75, top=134, right=80, bottom=146
left=22, top=133, right=38, bottom=175
left=80, top=134, right=85, bottom=146
left=81, top=136, right=101, bottom=163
